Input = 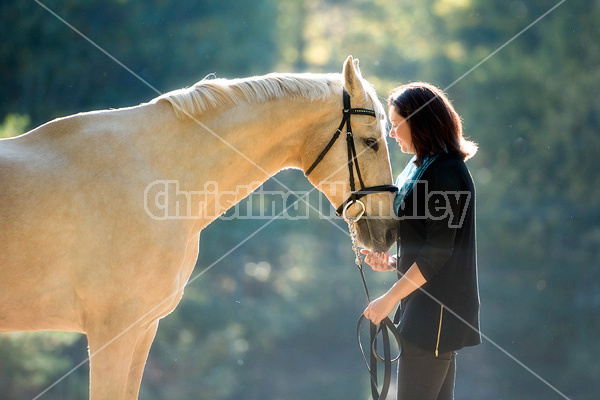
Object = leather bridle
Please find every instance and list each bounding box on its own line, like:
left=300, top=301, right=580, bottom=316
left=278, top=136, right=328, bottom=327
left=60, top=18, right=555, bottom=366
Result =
left=305, top=88, right=398, bottom=219
left=306, top=88, right=401, bottom=400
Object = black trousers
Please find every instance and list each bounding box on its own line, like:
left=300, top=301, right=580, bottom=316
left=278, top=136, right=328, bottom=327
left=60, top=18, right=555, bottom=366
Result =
left=397, top=339, right=457, bottom=400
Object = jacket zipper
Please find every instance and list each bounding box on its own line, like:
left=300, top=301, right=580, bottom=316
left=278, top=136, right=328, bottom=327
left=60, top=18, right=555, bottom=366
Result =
left=435, top=305, right=444, bottom=357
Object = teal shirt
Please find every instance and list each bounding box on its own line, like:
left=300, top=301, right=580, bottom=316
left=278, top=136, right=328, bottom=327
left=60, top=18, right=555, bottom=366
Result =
left=393, top=155, right=439, bottom=216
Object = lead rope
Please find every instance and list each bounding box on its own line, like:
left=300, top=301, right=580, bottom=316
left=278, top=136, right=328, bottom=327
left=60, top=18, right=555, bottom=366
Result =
left=343, top=211, right=402, bottom=400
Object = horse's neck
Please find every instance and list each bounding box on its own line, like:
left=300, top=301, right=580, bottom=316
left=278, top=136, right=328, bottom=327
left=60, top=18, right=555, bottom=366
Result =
left=139, top=98, right=335, bottom=222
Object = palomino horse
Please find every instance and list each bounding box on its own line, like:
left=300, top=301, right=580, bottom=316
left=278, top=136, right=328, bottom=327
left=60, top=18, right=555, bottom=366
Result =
left=0, top=56, right=397, bottom=399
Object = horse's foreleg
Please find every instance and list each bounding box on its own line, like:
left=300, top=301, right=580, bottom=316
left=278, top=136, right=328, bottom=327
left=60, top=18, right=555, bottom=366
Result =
left=87, top=324, right=145, bottom=400
left=124, top=320, right=159, bottom=400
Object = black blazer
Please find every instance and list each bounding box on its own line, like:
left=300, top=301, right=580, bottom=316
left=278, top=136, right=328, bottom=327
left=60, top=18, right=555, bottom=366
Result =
left=395, top=153, right=481, bottom=354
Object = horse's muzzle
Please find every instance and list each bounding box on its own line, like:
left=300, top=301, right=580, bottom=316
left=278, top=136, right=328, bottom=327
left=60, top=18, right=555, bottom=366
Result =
left=357, top=218, right=398, bottom=253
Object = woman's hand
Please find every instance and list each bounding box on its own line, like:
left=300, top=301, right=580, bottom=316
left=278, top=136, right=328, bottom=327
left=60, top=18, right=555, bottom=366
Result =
left=363, top=293, right=397, bottom=325
left=360, top=249, right=396, bottom=272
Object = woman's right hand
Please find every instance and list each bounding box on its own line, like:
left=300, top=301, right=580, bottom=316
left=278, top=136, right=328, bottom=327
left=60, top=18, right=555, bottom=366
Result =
left=360, top=249, right=396, bottom=271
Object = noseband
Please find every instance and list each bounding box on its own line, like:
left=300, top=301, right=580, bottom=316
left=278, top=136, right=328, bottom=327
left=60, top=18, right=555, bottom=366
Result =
left=305, top=88, right=398, bottom=218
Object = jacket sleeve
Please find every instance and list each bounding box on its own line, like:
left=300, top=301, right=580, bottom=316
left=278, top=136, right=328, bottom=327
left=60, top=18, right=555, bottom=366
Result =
left=413, top=164, right=465, bottom=281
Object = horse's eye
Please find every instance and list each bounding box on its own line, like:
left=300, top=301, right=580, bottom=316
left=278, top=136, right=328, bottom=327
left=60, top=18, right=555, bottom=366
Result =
left=364, top=138, right=379, bottom=152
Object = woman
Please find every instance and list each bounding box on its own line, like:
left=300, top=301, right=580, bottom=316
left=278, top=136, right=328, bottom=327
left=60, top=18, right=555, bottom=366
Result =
left=361, top=82, right=481, bottom=400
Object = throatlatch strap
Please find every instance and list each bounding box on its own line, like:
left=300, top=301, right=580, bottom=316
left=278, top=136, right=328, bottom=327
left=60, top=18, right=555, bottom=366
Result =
left=305, top=117, right=346, bottom=176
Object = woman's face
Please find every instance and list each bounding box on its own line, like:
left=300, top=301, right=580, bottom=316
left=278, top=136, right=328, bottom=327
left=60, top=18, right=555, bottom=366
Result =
left=388, top=107, right=415, bottom=154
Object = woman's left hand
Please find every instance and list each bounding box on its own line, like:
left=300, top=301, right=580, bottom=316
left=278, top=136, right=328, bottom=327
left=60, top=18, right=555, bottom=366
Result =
left=363, top=293, right=397, bottom=325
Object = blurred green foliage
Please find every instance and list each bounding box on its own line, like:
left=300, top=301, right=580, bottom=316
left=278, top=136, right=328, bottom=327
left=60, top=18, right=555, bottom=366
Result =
left=0, top=114, right=30, bottom=139
left=1, top=0, right=599, bottom=399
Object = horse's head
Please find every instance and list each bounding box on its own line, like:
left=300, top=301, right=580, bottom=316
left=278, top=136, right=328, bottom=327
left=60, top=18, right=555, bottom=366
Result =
left=303, top=56, right=398, bottom=252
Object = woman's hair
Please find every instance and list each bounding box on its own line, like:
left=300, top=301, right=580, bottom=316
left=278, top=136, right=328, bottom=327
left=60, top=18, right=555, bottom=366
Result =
left=387, top=82, right=477, bottom=166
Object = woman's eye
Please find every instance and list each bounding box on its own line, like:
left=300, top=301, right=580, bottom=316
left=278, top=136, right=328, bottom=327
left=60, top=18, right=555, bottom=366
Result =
left=364, top=138, right=379, bottom=152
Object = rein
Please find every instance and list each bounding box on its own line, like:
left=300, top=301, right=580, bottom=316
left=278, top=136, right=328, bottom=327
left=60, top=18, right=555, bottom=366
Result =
left=306, top=88, right=401, bottom=399
left=346, top=215, right=402, bottom=400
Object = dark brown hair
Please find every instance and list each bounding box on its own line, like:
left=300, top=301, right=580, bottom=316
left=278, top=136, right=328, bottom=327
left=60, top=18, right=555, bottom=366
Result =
left=387, top=82, right=477, bottom=166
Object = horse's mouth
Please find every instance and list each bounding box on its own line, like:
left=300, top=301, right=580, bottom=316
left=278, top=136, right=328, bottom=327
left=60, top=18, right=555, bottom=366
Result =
left=356, top=218, right=397, bottom=252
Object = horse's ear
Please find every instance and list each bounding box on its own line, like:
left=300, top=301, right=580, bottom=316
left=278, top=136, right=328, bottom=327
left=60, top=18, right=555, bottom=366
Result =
left=343, top=55, right=366, bottom=101
left=353, top=58, right=362, bottom=78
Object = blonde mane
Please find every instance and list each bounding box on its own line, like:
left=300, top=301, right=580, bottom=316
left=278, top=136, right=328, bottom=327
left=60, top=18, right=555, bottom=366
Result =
left=151, top=73, right=384, bottom=120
